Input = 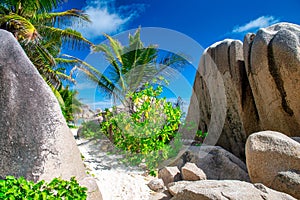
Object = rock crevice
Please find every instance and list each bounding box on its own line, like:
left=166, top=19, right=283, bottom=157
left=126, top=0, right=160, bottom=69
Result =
left=268, top=37, right=294, bottom=116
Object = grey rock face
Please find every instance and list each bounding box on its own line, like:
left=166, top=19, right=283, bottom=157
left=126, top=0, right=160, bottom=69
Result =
left=167, top=181, right=191, bottom=196
left=244, top=23, right=300, bottom=136
left=0, top=30, right=101, bottom=199
left=170, top=180, right=296, bottom=200
left=185, top=39, right=259, bottom=160
left=246, top=131, right=300, bottom=199
left=171, top=146, right=250, bottom=181
left=243, top=22, right=300, bottom=136
left=186, top=22, right=300, bottom=160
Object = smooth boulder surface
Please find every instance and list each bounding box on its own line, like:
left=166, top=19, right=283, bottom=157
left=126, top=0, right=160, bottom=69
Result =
left=170, top=180, right=296, bottom=200
left=170, top=146, right=250, bottom=181
left=243, top=22, right=300, bottom=136
left=0, top=30, right=102, bottom=199
left=246, top=131, right=300, bottom=196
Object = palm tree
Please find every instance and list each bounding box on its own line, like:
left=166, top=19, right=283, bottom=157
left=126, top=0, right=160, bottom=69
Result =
left=0, top=0, right=95, bottom=124
left=58, top=85, right=83, bottom=126
left=0, top=0, right=93, bottom=90
left=81, top=28, right=187, bottom=108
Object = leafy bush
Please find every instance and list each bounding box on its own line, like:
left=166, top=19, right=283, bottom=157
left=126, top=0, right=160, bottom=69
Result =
left=79, top=121, right=103, bottom=139
left=121, top=133, right=182, bottom=176
left=100, top=84, right=182, bottom=174
left=0, top=176, right=87, bottom=199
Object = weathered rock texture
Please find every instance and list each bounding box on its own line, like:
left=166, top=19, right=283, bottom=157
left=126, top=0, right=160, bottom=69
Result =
left=244, top=23, right=300, bottom=136
left=168, top=181, right=191, bottom=196
left=170, top=146, right=250, bottom=181
left=270, top=170, right=300, bottom=200
left=158, top=166, right=181, bottom=186
left=148, top=178, right=165, bottom=192
left=181, top=162, right=206, bottom=181
left=246, top=131, right=300, bottom=199
left=0, top=30, right=102, bottom=199
left=186, top=22, right=300, bottom=160
left=185, top=39, right=259, bottom=160
left=170, top=180, right=296, bottom=200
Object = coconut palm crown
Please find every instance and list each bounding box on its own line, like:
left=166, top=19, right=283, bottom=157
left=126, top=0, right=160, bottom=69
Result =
left=0, top=0, right=93, bottom=89
left=83, top=28, right=188, bottom=107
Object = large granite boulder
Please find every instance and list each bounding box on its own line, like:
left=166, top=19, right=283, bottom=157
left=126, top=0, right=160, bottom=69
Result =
left=186, top=22, right=300, bottom=160
left=246, top=131, right=300, bottom=199
left=169, top=180, right=296, bottom=200
left=185, top=39, right=259, bottom=160
left=170, top=146, right=250, bottom=181
left=0, top=30, right=102, bottom=199
left=244, top=22, right=300, bottom=136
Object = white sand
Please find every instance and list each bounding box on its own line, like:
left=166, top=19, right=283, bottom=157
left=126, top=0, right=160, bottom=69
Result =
left=76, top=138, right=155, bottom=200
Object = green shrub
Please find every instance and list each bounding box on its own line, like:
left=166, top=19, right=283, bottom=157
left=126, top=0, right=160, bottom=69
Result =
left=0, top=176, right=87, bottom=199
left=80, top=121, right=103, bottom=139
left=100, top=84, right=183, bottom=174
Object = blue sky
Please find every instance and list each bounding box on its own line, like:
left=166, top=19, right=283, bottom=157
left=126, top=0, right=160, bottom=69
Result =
left=60, top=0, right=300, bottom=110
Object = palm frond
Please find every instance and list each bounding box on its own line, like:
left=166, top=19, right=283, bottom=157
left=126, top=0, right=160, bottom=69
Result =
left=1, top=0, right=63, bottom=16
left=38, top=26, right=93, bottom=47
left=33, top=9, right=91, bottom=27
left=127, top=28, right=144, bottom=52
left=93, top=44, right=117, bottom=64
left=24, top=0, right=63, bottom=13
left=103, top=33, right=124, bottom=65
left=93, top=42, right=126, bottom=91
left=55, top=71, right=75, bottom=83
left=47, top=79, right=65, bottom=108
left=0, top=5, right=9, bottom=14
left=34, top=42, right=56, bottom=66
left=0, top=13, right=38, bottom=41
left=90, top=28, right=189, bottom=104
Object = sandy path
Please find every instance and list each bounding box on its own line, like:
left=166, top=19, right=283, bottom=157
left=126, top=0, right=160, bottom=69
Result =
left=76, top=138, right=155, bottom=200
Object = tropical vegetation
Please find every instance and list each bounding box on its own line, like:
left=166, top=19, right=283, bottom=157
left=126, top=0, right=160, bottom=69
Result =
left=99, top=83, right=183, bottom=175
left=73, top=28, right=190, bottom=174
left=58, top=85, right=83, bottom=126
left=0, top=176, right=87, bottom=199
left=85, top=28, right=187, bottom=109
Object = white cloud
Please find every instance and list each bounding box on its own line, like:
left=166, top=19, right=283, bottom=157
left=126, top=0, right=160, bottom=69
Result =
left=232, top=16, right=279, bottom=33
left=76, top=0, right=145, bottom=40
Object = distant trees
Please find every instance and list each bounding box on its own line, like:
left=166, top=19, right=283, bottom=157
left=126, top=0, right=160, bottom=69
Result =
left=58, top=86, right=83, bottom=126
